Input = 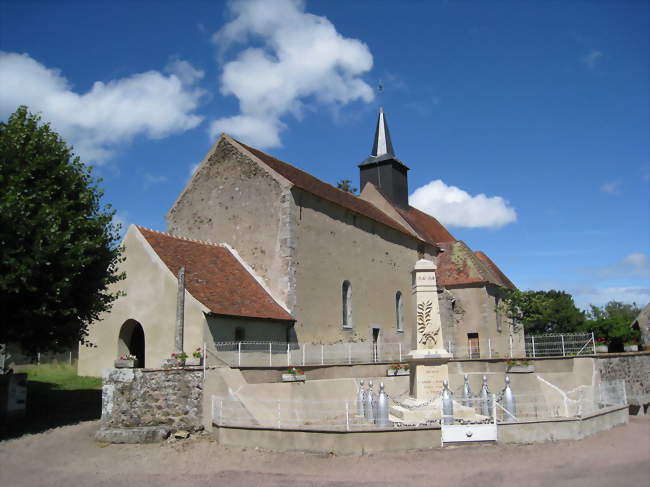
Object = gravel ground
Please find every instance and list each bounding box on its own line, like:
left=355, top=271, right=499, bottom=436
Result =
left=1, top=416, right=649, bottom=487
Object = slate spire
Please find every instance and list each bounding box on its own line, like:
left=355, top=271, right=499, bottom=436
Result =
left=359, top=107, right=410, bottom=208
left=371, top=107, right=395, bottom=158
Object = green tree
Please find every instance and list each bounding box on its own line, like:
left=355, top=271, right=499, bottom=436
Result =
left=0, top=106, right=124, bottom=354
left=336, top=179, right=357, bottom=194
left=499, top=289, right=585, bottom=335
left=584, top=301, right=640, bottom=352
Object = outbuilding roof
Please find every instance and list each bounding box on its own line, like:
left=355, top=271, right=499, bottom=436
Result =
left=137, top=226, right=294, bottom=322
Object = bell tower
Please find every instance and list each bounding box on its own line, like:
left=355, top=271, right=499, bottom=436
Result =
left=359, top=107, right=410, bottom=208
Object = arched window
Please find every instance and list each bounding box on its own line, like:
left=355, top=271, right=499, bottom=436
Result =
left=395, top=291, right=404, bottom=332
left=118, top=319, right=145, bottom=367
left=342, top=280, right=352, bottom=329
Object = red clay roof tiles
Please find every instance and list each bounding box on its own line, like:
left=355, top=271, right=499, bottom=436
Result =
left=137, top=226, right=293, bottom=321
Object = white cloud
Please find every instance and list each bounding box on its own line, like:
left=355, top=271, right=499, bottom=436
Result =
left=0, top=52, right=205, bottom=163
left=595, top=252, right=650, bottom=279
left=409, top=179, right=517, bottom=229
left=143, top=172, right=168, bottom=188
left=600, top=181, right=619, bottom=194
left=572, top=286, right=650, bottom=309
left=582, top=49, right=602, bottom=70
left=209, top=0, right=374, bottom=148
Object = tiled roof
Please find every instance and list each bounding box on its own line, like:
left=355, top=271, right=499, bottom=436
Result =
left=474, top=251, right=517, bottom=290
left=137, top=226, right=294, bottom=321
left=394, top=205, right=456, bottom=245
left=235, top=140, right=417, bottom=239
left=436, top=241, right=516, bottom=290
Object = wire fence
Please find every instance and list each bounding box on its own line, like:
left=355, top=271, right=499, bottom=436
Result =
left=207, top=333, right=596, bottom=368
left=211, top=379, right=627, bottom=431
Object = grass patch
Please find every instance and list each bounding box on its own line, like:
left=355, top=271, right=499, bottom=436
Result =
left=24, top=362, right=102, bottom=390
left=1, top=361, right=102, bottom=441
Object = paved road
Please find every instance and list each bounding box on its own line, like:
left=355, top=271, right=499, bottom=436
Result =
left=1, top=415, right=649, bottom=486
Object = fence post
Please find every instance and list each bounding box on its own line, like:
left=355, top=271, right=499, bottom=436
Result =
left=561, top=335, right=566, bottom=356
left=37, top=352, right=41, bottom=366
left=591, top=332, right=596, bottom=355
left=531, top=336, right=536, bottom=358
left=302, top=345, right=306, bottom=366
left=269, top=342, right=272, bottom=367
left=287, top=342, right=290, bottom=367
left=321, top=344, right=324, bottom=365
left=345, top=400, right=350, bottom=431
left=399, top=343, right=402, bottom=362
left=348, top=343, right=351, bottom=364
left=69, top=351, right=72, bottom=365
left=509, top=335, right=513, bottom=358
left=492, top=393, right=497, bottom=425
left=488, top=339, right=492, bottom=358
left=203, top=343, right=207, bottom=381
left=238, top=342, right=241, bottom=368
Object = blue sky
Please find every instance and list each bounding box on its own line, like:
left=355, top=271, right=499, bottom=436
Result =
left=1, top=0, right=648, bottom=309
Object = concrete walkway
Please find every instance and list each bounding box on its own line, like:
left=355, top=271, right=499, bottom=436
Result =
left=1, top=416, right=649, bottom=486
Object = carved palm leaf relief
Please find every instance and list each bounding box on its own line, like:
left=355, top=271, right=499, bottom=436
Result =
left=417, top=300, right=439, bottom=346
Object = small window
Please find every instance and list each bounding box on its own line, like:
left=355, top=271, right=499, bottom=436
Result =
left=467, top=332, right=480, bottom=359
left=234, top=327, right=245, bottom=342
left=342, top=280, right=352, bottom=329
left=395, top=291, right=404, bottom=332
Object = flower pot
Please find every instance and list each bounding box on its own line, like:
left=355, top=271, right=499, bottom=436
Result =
left=624, top=344, right=639, bottom=352
left=595, top=345, right=608, bottom=353
left=114, top=359, right=138, bottom=368
left=282, top=374, right=305, bottom=382
left=185, top=357, right=203, bottom=366
left=386, top=368, right=409, bottom=376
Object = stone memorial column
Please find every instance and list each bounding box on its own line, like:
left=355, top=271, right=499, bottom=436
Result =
left=407, top=259, right=451, bottom=400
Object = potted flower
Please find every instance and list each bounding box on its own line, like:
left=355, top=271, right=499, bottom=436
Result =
left=386, top=362, right=410, bottom=376
left=282, top=367, right=306, bottom=382
left=624, top=338, right=639, bottom=352
left=185, top=347, right=203, bottom=366
left=595, top=337, right=609, bottom=353
left=115, top=354, right=138, bottom=368
left=170, top=351, right=188, bottom=367
left=506, top=359, right=534, bottom=373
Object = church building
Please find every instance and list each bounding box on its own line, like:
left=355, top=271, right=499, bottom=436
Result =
left=78, top=109, right=521, bottom=376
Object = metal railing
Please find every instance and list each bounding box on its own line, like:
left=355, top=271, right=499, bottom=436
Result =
left=206, top=333, right=596, bottom=368
left=211, top=380, right=627, bottom=431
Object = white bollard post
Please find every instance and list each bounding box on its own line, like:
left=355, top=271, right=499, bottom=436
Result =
left=238, top=342, right=241, bottom=367
left=561, top=335, right=566, bottom=356
left=269, top=342, right=272, bottom=367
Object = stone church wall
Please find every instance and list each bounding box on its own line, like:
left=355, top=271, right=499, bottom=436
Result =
left=289, top=188, right=437, bottom=346
left=166, top=137, right=293, bottom=309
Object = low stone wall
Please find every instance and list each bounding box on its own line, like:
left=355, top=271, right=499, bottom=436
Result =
left=595, top=353, right=650, bottom=406
left=96, top=368, right=203, bottom=443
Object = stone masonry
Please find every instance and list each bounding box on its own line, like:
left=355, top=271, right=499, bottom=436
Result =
left=96, top=368, right=203, bottom=443
left=596, top=353, right=650, bottom=407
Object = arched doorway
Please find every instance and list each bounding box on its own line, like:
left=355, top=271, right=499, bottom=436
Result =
left=118, top=319, right=145, bottom=367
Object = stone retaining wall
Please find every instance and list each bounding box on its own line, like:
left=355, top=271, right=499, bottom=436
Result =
left=96, top=368, right=203, bottom=443
left=595, top=353, right=650, bottom=406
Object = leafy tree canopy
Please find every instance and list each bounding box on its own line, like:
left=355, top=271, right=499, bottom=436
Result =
left=585, top=301, right=640, bottom=351
left=499, top=289, right=585, bottom=335
left=0, top=106, right=124, bottom=354
left=336, top=179, right=357, bottom=194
